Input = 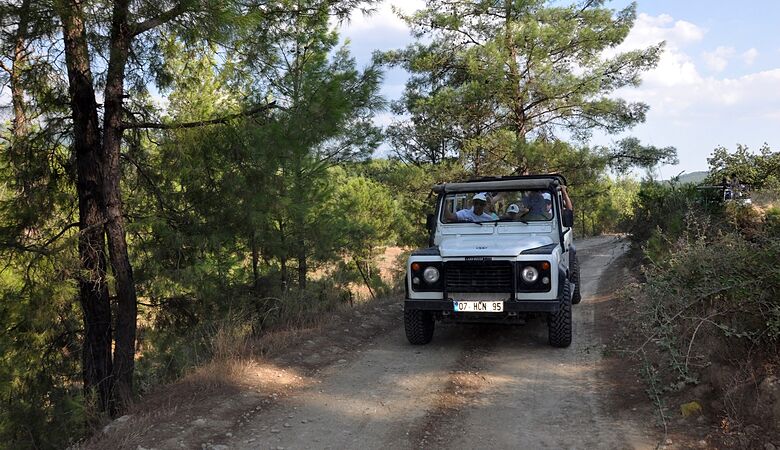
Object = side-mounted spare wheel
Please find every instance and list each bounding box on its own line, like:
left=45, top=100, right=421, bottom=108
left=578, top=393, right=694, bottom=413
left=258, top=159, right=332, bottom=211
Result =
left=570, top=254, right=582, bottom=305
left=548, top=281, right=573, bottom=347
left=404, top=309, right=435, bottom=345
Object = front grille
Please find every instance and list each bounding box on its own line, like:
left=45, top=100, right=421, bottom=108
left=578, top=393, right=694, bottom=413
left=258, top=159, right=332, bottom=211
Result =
left=444, top=261, right=513, bottom=293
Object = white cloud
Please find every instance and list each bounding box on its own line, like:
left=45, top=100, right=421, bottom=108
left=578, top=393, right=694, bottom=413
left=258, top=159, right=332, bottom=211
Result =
left=340, top=1, right=425, bottom=33
left=702, top=46, right=736, bottom=72
left=609, top=13, right=706, bottom=88
left=741, top=48, right=759, bottom=65
left=372, top=111, right=396, bottom=127
left=601, top=13, right=780, bottom=177
left=614, top=14, right=780, bottom=117
left=617, top=13, right=705, bottom=50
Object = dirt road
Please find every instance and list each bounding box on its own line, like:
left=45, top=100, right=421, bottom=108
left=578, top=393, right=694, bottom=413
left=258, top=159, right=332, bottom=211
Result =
left=219, top=236, right=659, bottom=449
left=94, top=236, right=660, bottom=449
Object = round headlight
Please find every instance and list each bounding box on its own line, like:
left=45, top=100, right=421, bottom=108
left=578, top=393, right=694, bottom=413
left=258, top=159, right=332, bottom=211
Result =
left=521, top=266, right=539, bottom=283
left=423, top=266, right=440, bottom=283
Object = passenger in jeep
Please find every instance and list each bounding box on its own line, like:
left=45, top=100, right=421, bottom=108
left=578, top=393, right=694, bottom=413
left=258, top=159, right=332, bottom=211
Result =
left=561, top=185, right=573, bottom=211
left=444, top=192, right=496, bottom=222
left=502, top=203, right=522, bottom=220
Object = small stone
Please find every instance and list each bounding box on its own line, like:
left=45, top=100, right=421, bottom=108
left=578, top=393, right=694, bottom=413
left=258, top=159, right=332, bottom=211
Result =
left=301, top=419, right=308, bottom=424
left=270, top=428, right=281, bottom=433
left=225, top=432, right=232, bottom=438
left=288, top=414, right=294, bottom=418
left=283, top=422, right=292, bottom=428
left=665, top=439, right=673, bottom=445
left=337, top=359, right=347, bottom=364
left=248, top=438, right=256, bottom=443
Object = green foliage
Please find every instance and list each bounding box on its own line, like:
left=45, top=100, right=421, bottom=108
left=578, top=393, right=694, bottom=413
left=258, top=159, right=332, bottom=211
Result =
left=384, top=0, right=662, bottom=174
left=628, top=180, right=780, bottom=423
left=638, top=230, right=780, bottom=387
left=0, top=115, right=87, bottom=448
left=0, top=250, right=88, bottom=448
left=706, top=143, right=780, bottom=189
left=354, top=159, right=466, bottom=246
left=766, top=206, right=780, bottom=235
left=598, top=137, right=678, bottom=175
left=627, top=180, right=713, bottom=250
left=574, top=176, right=640, bottom=236
left=2, top=0, right=389, bottom=445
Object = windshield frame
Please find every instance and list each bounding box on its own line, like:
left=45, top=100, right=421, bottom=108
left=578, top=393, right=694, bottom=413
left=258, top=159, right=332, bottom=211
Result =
left=439, top=188, right=556, bottom=225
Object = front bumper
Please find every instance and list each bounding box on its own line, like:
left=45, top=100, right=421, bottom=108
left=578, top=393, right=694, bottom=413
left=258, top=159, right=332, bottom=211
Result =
left=405, top=298, right=561, bottom=313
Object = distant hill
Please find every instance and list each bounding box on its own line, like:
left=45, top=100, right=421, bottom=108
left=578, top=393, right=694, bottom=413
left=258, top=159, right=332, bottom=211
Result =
left=665, top=171, right=709, bottom=185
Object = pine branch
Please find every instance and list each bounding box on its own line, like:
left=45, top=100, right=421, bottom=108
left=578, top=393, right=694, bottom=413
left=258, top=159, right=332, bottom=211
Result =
left=120, top=101, right=277, bottom=130
left=130, top=3, right=189, bottom=37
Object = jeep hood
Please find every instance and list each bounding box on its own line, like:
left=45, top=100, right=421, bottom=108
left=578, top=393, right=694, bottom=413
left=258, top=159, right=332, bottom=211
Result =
left=438, top=234, right=555, bottom=257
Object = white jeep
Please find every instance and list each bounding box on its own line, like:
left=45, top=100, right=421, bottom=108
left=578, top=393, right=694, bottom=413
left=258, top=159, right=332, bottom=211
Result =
left=404, top=174, right=580, bottom=347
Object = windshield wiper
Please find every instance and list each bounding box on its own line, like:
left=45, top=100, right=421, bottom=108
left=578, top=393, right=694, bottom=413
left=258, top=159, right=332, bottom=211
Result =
left=482, top=218, right=529, bottom=225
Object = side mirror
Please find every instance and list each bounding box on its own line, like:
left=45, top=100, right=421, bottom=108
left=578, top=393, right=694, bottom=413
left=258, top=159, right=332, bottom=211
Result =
left=425, top=213, right=435, bottom=232
left=562, top=209, right=574, bottom=228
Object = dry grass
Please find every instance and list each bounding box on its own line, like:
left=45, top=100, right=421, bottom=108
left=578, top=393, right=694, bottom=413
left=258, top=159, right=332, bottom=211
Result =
left=84, top=247, right=409, bottom=449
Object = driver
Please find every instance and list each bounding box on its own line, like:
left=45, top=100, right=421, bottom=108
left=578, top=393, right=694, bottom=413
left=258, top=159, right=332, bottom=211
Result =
left=444, top=192, right=496, bottom=222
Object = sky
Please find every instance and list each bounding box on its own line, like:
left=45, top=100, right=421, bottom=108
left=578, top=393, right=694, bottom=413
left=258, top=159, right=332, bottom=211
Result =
left=337, top=0, right=780, bottom=179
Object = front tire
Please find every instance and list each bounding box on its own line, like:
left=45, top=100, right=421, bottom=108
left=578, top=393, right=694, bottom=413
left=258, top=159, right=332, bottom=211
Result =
left=548, top=283, right=573, bottom=348
left=571, top=254, right=582, bottom=305
left=404, top=309, right=435, bottom=345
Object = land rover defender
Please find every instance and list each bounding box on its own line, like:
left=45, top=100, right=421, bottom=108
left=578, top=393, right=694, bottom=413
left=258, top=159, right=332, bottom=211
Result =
left=404, top=174, right=580, bottom=347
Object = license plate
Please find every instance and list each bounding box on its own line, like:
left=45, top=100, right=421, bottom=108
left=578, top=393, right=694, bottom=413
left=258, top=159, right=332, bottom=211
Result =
left=453, top=301, right=504, bottom=313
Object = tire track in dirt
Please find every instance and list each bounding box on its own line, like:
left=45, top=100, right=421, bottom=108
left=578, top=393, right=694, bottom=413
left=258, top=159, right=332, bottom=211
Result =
left=409, top=328, right=500, bottom=448
left=229, top=325, right=473, bottom=449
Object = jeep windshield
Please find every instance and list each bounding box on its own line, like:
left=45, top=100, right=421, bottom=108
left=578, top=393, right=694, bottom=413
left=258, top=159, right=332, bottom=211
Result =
left=441, top=189, right=554, bottom=224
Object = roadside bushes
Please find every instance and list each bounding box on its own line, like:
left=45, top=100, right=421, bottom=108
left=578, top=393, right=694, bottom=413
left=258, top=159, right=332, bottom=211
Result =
left=629, top=182, right=780, bottom=432
left=636, top=229, right=780, bottom=429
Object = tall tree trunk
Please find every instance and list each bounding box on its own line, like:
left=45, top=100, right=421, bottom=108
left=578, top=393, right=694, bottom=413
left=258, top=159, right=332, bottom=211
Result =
left=297, top=233, right=307, bottom=290
left=10, top=0, right=30, bottom=139
left=7, top=0, right=34, bottom=197
left=103, top=0, right=138, bottom=410
left=504, top=2, right=530, bottom=174
left=279, top=220, right=288, bottom=291
left=504, top=0, right=527, bottom=138
left=58, top=0, right=114, bottom=414
left=250, top=232, right=260, bottom=290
